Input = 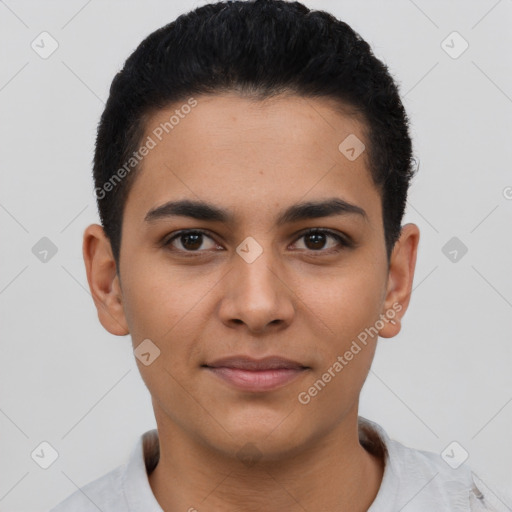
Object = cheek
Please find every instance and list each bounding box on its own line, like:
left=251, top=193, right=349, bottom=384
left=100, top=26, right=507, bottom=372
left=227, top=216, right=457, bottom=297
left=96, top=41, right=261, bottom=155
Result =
left=320, top=265, right=386, bottom=392
left=120, top=258, right=211, bottom=369
left=120, top=254, right=187, bottom=338
left=297, top=270, right=384, bottom=413
left=120, top=270, right=165, bottom=343
left=303, top=263, right=387, bottom=344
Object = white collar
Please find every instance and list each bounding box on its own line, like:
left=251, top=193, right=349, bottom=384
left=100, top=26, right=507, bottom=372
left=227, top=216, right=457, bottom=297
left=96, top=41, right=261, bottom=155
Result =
left=120, top=416, right=484, bottom=512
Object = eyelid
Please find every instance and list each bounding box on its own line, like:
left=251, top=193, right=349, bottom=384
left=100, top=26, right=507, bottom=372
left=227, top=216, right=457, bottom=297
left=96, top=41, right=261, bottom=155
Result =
left=162, top=229, right=220, bottom=249
left=162, top=227, right=353, bottom=253
left=293, top=227, right=353, bottom=247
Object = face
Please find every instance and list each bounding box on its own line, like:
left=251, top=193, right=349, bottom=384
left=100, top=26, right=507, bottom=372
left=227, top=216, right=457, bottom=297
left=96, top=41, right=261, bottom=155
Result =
left=84, top=93, right=419, bottom=459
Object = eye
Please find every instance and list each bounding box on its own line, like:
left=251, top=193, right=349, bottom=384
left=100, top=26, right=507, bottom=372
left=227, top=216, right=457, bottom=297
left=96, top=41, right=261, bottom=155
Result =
left=162, top=228, right=352, bottom=255
left=163, top=230, right=219, bottom=252
left=291, top=228, right=350, bottom=253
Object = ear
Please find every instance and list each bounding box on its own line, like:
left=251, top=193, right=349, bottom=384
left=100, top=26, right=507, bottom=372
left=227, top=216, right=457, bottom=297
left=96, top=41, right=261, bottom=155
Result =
left=378, top=223, right=420, bottom=338
left=82, top=223, right=129, bottom=336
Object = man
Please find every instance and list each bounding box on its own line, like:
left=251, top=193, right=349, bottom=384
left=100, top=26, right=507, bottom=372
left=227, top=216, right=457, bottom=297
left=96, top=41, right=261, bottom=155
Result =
left=50, top=0, right=507, bottom=510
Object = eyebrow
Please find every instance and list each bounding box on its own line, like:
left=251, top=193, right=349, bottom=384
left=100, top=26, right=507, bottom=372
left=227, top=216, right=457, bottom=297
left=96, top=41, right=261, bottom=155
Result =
left=144, top=197, right=368, bottom=225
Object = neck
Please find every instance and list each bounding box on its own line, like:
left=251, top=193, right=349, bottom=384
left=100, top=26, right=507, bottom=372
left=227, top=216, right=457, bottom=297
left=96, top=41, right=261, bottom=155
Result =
left=148, top=407, right=384, bottom=512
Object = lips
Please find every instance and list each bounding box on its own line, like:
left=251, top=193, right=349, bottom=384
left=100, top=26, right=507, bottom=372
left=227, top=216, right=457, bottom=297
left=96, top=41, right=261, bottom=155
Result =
left=206, top=356, right=306, bottom=371
left=204, top=356, right=308, bottom=392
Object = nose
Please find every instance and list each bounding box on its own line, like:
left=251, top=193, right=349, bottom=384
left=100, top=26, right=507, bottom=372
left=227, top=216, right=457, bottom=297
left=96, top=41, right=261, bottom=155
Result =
left=217, top=242, right=295, bottom=334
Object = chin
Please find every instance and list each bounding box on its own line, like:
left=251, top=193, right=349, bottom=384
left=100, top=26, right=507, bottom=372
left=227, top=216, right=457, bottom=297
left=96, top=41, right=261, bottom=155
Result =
left=209, top=414, right=310, bottom=457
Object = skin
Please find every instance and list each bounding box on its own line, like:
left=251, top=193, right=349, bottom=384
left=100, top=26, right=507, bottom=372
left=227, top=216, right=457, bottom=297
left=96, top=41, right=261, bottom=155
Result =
left=83, top=93, right=419, bottom=511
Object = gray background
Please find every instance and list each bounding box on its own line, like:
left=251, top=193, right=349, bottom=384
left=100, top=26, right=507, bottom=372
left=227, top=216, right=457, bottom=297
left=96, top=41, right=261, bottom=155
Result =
left=1, top=0, right=511, bottom=510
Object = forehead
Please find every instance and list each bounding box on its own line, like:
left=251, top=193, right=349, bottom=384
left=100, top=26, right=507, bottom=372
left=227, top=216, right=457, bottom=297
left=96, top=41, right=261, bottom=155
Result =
left=123, top=93, right=381, bottom=228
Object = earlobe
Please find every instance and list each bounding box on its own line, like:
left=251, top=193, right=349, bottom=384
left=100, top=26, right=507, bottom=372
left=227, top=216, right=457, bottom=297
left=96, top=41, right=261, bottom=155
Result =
left=378, top=223, right=420, bottom=339
left=82, top=224, right=130, bottom=336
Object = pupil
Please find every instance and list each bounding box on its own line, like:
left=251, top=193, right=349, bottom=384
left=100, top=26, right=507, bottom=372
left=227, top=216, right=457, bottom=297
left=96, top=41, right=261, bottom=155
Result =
left=182, top=233, right=202, bottom=250
left=306, top=233, right=326, bottom=250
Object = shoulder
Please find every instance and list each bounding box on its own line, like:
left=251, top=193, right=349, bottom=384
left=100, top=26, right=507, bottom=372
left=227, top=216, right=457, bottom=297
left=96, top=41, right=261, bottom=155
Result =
left=469, top=473, right=512, bottom=512
left=359, top=417, right=510, bottom=512
left=49, top=464, right=127, bottom=512
left=48, top=430, right=162, bottom=512
left=389, top=441, right=511, bottom=511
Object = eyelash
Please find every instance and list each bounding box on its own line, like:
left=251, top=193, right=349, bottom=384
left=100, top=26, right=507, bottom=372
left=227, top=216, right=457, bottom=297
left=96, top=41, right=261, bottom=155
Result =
left=162, top=228, right=353, bottom=256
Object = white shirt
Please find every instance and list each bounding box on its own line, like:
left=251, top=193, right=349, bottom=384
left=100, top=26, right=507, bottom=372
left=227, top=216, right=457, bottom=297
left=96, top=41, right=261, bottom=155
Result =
left=49, top=417, right=510, bottom=511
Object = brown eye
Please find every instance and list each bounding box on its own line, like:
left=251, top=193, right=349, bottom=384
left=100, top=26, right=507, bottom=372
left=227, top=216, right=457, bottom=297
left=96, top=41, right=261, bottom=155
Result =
left=179, top=232, right=203, bottom=251
left=292, top=229, right=350, bottom=253
left=165, top=230, right=218, bottom=252
left=304, top=231, right=328, bottom=250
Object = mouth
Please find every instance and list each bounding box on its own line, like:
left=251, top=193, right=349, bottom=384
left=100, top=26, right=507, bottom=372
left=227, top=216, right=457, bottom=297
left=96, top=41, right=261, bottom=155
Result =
left=203, top=356, right=309, bottom=392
